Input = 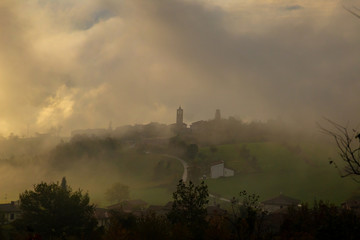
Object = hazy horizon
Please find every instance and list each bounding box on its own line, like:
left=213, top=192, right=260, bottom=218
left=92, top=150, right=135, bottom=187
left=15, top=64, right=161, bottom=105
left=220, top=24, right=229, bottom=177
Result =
left=1, top=0, right=359, bottom=136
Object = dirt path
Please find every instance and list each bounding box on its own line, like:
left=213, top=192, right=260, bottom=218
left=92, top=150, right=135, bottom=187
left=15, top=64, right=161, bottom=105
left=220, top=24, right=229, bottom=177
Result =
left=162, top=154, right=188, bottom=182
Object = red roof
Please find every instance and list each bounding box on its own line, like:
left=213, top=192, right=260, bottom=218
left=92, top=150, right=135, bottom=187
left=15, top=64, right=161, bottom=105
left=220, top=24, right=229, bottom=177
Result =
left=210, top=161, right=224, bottom=166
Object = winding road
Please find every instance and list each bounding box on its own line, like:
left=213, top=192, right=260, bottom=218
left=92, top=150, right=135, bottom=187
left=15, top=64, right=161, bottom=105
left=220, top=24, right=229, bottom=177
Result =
left=161, top=154, right=188, bottom=182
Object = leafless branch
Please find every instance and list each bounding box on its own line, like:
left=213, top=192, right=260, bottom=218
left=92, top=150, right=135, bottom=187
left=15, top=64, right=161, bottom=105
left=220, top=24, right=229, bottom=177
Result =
left=318, top=118, right=360, bottom=179
left=343, top=5, right=360, bottom=19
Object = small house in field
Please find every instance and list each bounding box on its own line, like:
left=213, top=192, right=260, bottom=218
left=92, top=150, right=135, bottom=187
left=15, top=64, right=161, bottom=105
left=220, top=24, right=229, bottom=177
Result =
left=108, top=199, right=148, bottom=213
left=0, top=201, right=21, bottom=224
left=210, top=161, right=234, bottom=179
left=94, top=208, right=110, bottom=227
left=147, top=201, right=173, bottom=216
left=341, top=199, right=360, bottom=214
left=261, top=194, right=300, bottom=212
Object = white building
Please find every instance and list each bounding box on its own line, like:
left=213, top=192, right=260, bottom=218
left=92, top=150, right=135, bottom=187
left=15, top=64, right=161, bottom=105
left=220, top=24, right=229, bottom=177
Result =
left=210, top=161, right=234, bottom=178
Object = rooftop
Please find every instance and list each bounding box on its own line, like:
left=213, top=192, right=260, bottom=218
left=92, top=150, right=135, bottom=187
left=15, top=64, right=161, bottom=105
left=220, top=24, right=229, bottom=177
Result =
left=0, top=202, right=21, bottom=213
left=262, top=194, right=300, bottom=206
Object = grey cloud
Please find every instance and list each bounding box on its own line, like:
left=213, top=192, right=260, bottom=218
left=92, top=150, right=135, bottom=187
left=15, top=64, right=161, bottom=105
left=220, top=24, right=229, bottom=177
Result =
left=117, top=0, right=360, bottom=123
left=0, top=0, right=359, bottom=135
left=284, top=5, right=304, bottom=11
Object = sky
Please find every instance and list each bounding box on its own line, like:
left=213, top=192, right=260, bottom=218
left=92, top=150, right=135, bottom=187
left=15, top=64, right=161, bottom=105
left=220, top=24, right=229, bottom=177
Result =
left=0, top=0, right=359, bottom=136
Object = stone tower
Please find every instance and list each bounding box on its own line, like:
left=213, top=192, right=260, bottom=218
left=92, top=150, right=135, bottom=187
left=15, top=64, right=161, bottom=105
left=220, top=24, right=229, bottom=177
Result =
left=215, top=109, right=221, bottom=121
left=176, top=106, right=183, bottom=126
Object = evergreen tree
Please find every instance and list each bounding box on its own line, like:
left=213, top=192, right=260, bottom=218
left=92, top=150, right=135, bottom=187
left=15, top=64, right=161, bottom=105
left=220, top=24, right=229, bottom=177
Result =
left=19, top=181, right=97, bottom=239
left=61, top=176, right=67, bottom=190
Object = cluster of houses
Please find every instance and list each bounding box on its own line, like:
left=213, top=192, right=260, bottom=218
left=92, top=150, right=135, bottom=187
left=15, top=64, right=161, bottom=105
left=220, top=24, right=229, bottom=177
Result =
left=2, top=194, right=360, bottom=228
left=94, top=195, right=302, bottom=227
left=70, top=107, right=223, bottom=138
left=0, top=194, right=303, bottom=226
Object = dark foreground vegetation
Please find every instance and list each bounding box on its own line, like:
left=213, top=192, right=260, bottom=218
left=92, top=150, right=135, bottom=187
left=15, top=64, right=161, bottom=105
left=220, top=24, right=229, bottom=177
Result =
left=1, top=180, right=360, bottom=240
left=100, top=202, right=360, bottom=240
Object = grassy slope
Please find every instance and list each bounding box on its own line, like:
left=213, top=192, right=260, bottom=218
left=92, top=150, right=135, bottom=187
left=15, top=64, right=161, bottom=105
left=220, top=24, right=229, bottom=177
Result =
left=201, top=142, right=358, bottom=205
left=0, top=146, right=182, bottom=207
left=76, top=141, right=357, bottom=207
left=114, top=150, right=182, bottom=205
left=88, top=149, right=183, bottom=206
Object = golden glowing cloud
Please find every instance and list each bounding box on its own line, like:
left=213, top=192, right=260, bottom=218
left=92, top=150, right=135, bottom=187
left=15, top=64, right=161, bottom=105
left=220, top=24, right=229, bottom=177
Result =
left=0, top=0, right=358, bottom=135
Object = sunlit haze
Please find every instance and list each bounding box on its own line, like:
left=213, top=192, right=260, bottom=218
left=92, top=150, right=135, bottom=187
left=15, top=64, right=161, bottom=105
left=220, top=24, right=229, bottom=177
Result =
left=0, top=0, right=359, bottom=136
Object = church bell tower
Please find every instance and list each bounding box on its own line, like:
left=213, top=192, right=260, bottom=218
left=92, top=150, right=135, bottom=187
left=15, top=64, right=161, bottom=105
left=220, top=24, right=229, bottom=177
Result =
left=176, top=106, right=183, bottom=126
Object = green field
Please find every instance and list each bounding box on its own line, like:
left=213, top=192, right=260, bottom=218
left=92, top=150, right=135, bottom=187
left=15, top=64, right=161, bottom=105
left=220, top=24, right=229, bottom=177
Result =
left=111, top=150, right=182, bottom=205
left=94, top=141, right=359, bottom=206
left=7, top=140, right=355, bottom=208
left=83, top=149, right=183, bottom=207
left=199, top=141, right=359, bottom=205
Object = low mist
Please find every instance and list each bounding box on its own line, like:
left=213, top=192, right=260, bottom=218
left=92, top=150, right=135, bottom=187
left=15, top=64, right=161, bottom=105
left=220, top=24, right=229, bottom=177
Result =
left=0, top=0, right=359, bottom=211
left=0, top=117, right=349, bottom=206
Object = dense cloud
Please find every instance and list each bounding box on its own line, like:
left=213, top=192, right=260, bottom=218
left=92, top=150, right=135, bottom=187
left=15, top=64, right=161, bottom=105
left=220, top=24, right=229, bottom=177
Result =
left=0, top=0, right=359, bottom=136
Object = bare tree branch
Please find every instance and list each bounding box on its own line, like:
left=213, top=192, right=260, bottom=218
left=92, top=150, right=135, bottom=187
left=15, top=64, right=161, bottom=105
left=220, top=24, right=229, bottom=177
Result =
left=318, top=119, right=360, bottom=179
left=343, top=5, right=360, bottom=19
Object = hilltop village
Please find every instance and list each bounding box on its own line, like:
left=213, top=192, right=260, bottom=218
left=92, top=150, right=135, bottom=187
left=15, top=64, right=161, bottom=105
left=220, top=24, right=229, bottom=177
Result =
left=71, top=106, right=283, bottom=146
left=71, top=107, right=230, bottom=139
left=68, top=107, right=283, bottom=180
left=1, top=107, right=360, bottom=239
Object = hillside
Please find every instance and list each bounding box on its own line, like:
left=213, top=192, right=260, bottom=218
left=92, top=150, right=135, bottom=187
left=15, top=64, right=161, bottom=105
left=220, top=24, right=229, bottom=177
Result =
left=198, top=141, right=359, bottom=204
left=53, top=148, right=184, bottom=206
left=0, top=137, right=183, bottom=206
left=1, top=135, right=358, bottom=207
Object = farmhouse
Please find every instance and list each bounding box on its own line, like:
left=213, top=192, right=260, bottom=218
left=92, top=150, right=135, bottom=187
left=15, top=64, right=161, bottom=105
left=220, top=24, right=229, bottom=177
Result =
left=108, top=199, right=148, bottom=213
left=261, top=194, right=300, bottom=212
left=341, top=199, right=360, bottom=215
left=0, top=201, right=21, bottom=224
left=210, top=161, right=234, bottom=178
left=94, top=208, right=110, bottom=227
left=147, top=201, right=173, bottom=216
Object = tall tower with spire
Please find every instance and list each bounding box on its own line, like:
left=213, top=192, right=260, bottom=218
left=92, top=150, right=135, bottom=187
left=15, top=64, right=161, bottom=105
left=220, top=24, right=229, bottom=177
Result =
left=176, top=106, right=183, bottom=126
left=215, top=109, right=221, bottom=121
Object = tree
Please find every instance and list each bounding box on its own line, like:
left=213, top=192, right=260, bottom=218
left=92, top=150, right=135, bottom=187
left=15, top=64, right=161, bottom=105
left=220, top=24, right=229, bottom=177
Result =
left=343, top=5, right=360, bottom=19
left=168, top=180, right=209, bottom=239
left=279, top=201, right=360, bottom=240
left=239, top=144, right=251, bottom=160
left=319, top=119, right=360, bottom=179
left=187, top=164, right=202, bottom=184
left=229, top=191, right=265, bottom=240
left=210, top=145, right=218, bottom=153
left=19, top=181, right=97, bottom=239
left=186, top=144, right=199, bottom=160
left=61, top=176, right=67, bottom=190
left=105, top=182, right=130, bottom=204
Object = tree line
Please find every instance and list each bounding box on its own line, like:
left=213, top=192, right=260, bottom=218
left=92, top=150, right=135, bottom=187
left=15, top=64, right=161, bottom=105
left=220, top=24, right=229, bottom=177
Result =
left=1, top=179, right=360, bottom=240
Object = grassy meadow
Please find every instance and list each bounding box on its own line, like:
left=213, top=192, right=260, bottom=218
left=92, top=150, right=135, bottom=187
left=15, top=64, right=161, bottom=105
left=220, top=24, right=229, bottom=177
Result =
left=91, top=141, right=359, bottom=206
left=84, top=149, right=183, bottom=207
left=199, top=141, right=359, bottom=205
left=2, top=137, right=357, bottom=207
left=0, top=143, right=183, bottom=207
